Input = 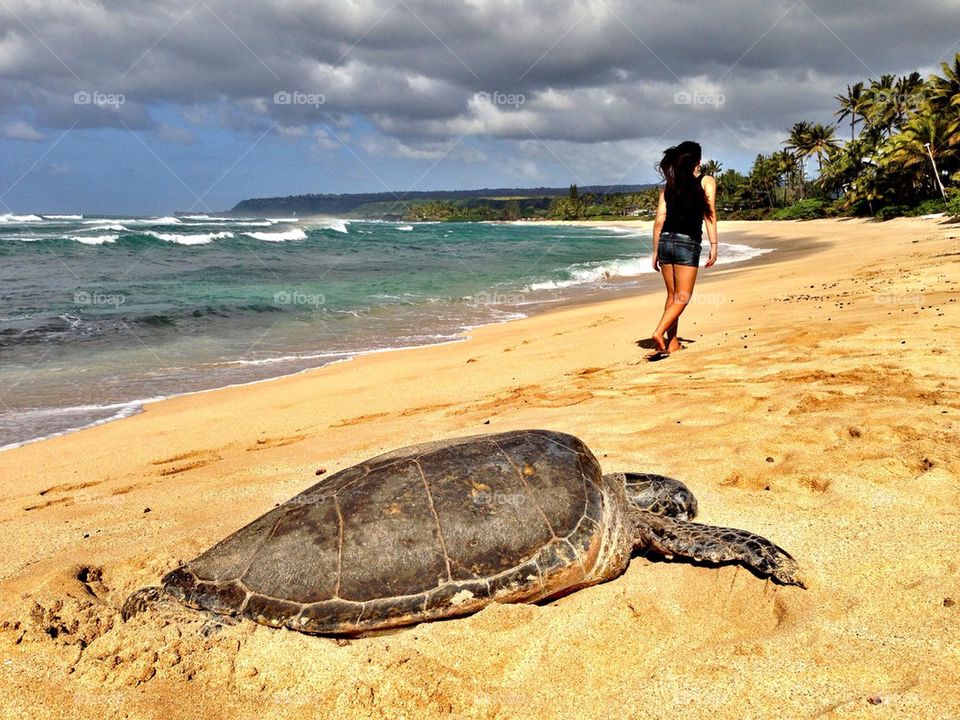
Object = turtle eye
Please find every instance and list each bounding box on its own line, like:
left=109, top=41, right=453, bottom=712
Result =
left=672, top=489, right=698, bottom=521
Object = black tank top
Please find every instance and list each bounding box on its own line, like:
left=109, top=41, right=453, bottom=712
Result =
left=662, top=174, right=706, bottom=242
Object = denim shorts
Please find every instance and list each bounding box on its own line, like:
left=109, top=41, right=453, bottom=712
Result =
left=658, top=232, right=701, bottom=267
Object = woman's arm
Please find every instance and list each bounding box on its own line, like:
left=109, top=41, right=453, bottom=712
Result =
left=652, top=188, right=666, bottom=271
left=702, top=175, right=718, bottom=267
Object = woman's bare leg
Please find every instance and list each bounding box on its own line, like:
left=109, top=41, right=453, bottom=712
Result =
left=652, top=265, right=699, bottom=351
left=666, top=265, right=682, bottom=353
left=654, top=264, right=676, bottom=352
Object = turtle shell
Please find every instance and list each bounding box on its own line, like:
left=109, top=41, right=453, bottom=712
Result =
left=162, top=429, right=610, bottom=634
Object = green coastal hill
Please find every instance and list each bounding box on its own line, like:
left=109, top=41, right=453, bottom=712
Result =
left=228, top=184, right=659, bottom=221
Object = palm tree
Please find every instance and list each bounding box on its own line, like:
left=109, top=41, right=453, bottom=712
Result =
left=701, top=159, right=723, bottom=177
left=882, top=112, right=957, bottom=197
left=864, top=74, right=900, bottom=139
left=784, top=121, right=815, bottom=199
left=807, top=123, right=840, bottom=174
left=835, top=82, right=867, bottom=141
left=772, top=149, right=798, bottom=203
left=893, top=72, right=925, bottom=128
left=750, top=154, right=780, bottom=207
left=928, top=55, right=960, bottom=114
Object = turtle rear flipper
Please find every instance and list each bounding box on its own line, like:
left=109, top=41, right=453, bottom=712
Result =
left=632, top=511, right=806, bottom=588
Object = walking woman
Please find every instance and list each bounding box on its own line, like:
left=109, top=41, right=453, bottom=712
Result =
left=650, top=140, right=718, bottom=354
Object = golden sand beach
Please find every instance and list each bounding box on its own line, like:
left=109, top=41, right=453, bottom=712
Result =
left=0, top=216, right=957, bottom=719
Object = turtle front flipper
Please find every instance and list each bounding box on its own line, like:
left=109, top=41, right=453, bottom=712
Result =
left=631, top=511, right=805, bottom=588
left=121, top=586, right=164, bottom=620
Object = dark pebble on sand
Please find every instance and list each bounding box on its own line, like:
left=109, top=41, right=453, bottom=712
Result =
left=315, top=468, right=327, bottom=476
left=83, top=533, right=89, bottom=539
left=483, top=420, right=490, bottom=425
left=764, top=485, right=771, bottom=491
left=867, top=696, right=882, bottom=705
left=143, top=507, right=151, bottom=514
left=944, top=597, right=955, bottom=607
left=766, top=457, right=774, bottom=463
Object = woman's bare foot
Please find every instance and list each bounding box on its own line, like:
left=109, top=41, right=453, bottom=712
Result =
left=652, top=331, right=666, bottom=352
left=667, top=338, right=682, bottom=353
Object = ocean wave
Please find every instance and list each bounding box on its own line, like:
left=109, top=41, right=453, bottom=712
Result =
left=310, top=218, right=349, bottom=233
left=244, top=228, right=308, bottom=242
left=522, top=241, right=773, bottom=291
left=69, top=234, right=118, bottom=245
left=0, top=399, right=154, bottom=452
left=86, top=223, right=129, bottom=232
left=714, top=243, right=774, bottom=263
left=145, top=230, right=234, bottom=245
left=42, top=214, right=83, bottom=220
left=602, top=226, right=645, bottom=235
left=225, top=350, right=354, bottom=366
left=128, top=216, right=182, bottom=225
left=78, top=216, right=178, bottom=225
left=180, top=214, right=232, bottom=221
left=0, top=213, right=43, bottom=223
left=525, top=255, right=653, bottom=291
left=396, top=225, right=414, bottom=231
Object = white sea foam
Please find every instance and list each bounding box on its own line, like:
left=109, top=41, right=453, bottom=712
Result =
left=309, top=218, right=349, bottom=233
left=69, top=234, right=118, bottom=245
left=42, top=214, right=83, bottom=220
left=0, top=213, right=43, bottom=223
left=86, top=223, right=129, bottom=232
left=396, top=225, right=414, bottom=231
left=244, top=228, right=308, bottom=242
left=523, top=242, right=773, bottom=291
left=180, top=214, right=232, bottom=221
left=145, top=230, right=234, bottom=245
left=225, top=350, right=353, bottom=366
left=131, top=216, right=182, bottom=225
left=714, top=243, right=774, bottom=263
left=602, top=226, right=644, bottom=235
left=0, top=399, right=156, bottom=452
left=525, top=255, right=653, bottom=291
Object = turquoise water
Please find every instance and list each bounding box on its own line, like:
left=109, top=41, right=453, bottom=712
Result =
left=0, top=213, right=767, bottom=448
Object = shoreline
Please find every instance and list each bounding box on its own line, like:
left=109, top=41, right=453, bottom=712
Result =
left=0, top=220, right=782, bottom=454
left=3, top=215, right=957, bottom=719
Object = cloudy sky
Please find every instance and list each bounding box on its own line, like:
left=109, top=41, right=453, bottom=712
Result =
left=1, top=0, right=958, bottom=214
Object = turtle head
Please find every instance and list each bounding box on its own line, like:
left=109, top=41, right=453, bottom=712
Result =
left=617, top=472, right=698, bottom=520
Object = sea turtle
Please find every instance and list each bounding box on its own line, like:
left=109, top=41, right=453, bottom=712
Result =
left=123, top=430, right=803, bottom=635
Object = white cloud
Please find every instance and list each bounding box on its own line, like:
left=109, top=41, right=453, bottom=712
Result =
left=156, top=123, right=196, bottom=144
left=0, top=0, right=956, bottom=196
left=2, top=120, right=45, bottom=141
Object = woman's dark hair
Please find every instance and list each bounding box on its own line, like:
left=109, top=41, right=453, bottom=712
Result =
left=657, top=140, right=713, bottom=221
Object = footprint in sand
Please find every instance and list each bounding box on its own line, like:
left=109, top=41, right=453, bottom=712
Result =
left=152, top=449, right=222, bottom=476
left=247, top=434, right=308, bottom=451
